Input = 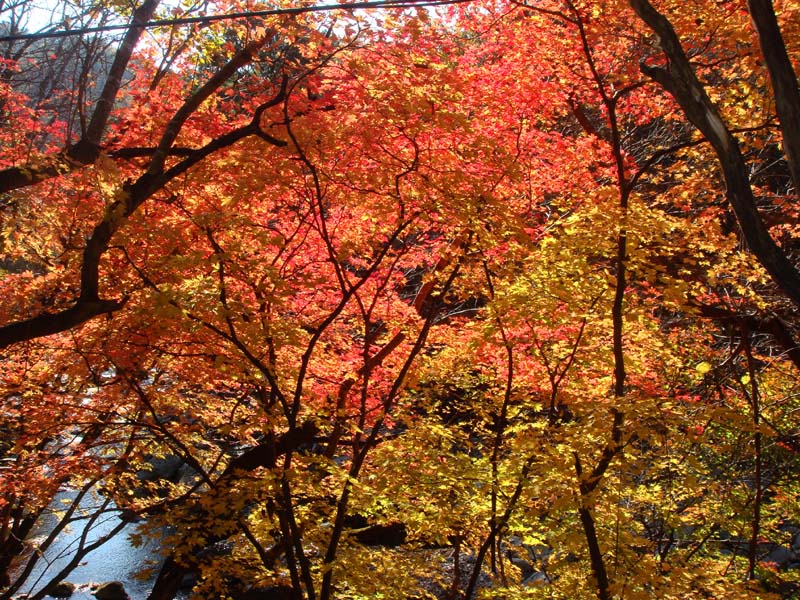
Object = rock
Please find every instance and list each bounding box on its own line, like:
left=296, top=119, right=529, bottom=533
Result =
left=344, top=514, right=407, bottom=547
left=48, top=581, right=76, bottom=598
left=137, top=454, right=184, bottom=482
left=179, top=571, right=198, bottom=589
left=354, top=521, right=407, bottom=546
left=522, top=571, right=550, bottom=587
left=770, top=580, right=800, bottom=598
left=509, top=556, right=535, bottom=581
left=767, top=546, right=794, bottom=569
left=93, top=581, right=130, bottom=600
left=792, top=530, right=800, bottom=553
left=131, top=454, right=186, bottom=498
left=236, top=585, right=294, bottom=600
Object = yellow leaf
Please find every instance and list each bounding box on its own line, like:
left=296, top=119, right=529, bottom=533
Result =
left=695, top=361, right=712, bottom=375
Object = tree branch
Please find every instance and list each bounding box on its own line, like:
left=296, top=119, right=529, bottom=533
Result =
left=0, top=72, right=288, bottom=348
left=630, top=0, right=800, bottom=309
left=0, top=0, right=161, bottom=193
left=0, top=298, right=125, bottom=349
left=747, top=0, right=800, bottom=193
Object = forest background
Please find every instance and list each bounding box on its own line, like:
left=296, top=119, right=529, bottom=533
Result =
left=1, top=0, right=800, bottom=599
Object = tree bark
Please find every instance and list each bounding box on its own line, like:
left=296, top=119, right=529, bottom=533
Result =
left=747, top=0, right=800, bottom=194
left=0, top=70, right=286, bottom=349
left=629, top=0, right=800, bottom=309
left=0, top=0, right=161, bottom=194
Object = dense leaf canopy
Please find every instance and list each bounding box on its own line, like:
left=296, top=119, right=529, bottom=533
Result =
left=1, top=1, right=800, bottom=599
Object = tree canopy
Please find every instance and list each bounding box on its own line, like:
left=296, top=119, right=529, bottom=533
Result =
left=2, top=1, right=800, bottom=599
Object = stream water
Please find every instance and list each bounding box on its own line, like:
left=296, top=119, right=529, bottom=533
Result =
left=18, top=491, right=188, bottom=600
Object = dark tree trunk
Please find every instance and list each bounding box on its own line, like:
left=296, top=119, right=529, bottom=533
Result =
left=747, top=0, right=800, bottom=193
left=629, top=0, right=800, bottom=309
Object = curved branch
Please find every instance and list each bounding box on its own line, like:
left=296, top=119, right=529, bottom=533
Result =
left=0, top=0, right=161, bottom=194
left=0, top=85, right=288, bottom=348
left=145, top=33, right=275, bottom=177
left=630, top=0, right=800, bottom=309
left=0, top=299, right=125, bottom=349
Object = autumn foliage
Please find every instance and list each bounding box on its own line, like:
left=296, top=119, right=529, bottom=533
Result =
left=1, top=1, right=800, bottom=599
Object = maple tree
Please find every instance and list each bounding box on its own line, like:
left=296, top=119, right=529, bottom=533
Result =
left=2, top=1, right=800, bottom=599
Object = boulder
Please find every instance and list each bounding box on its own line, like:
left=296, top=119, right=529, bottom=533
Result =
left=137, top=454, right=184, bottom=482
left=343, top=514, right=407, bottom=547
left=93, top=581, right=130, bottom=600
left=522, top=571, right=550, bottom=587
left=48, top=581, right=76, bottom=598
left=509, top=556, right=535, bottom=581
left=767, top=546, right=794, bottom=569
left=179, top=571, right=198, bottom=590
left=236, top=585, right=294, bottom=600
